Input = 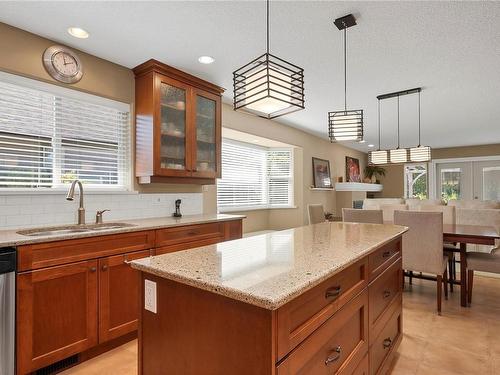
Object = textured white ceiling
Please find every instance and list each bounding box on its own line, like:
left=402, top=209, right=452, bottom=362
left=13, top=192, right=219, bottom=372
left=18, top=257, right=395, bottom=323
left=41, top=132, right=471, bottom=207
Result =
left=1, top=1, right=500, bottom=152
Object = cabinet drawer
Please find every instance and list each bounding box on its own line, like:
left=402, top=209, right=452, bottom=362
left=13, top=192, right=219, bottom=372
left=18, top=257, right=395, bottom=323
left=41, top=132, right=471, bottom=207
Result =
left=353, top=354, right=369, bottom=375
left=276, top=258, right=368, bottom=361
left=370, top=304, right=402, bottom=375
left=368, top=238, right=401, bottom=281
left=277, top=290, right=368, bottom=375
left=156, top=237, right=224, bottom=255
left=18, top=230, right=155, bottom=271
left=155, top=222, right=225, bottom=248
left=369, top=258, right=402, bottom=329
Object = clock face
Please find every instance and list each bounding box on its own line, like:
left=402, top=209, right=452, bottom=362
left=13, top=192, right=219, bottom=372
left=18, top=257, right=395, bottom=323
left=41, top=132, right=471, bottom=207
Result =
left=43, top=46, right=83, bottom=84
left=52, top=52, right=79, bottom=77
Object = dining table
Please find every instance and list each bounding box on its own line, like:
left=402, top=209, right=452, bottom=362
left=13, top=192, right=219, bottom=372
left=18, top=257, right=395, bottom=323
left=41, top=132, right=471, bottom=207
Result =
left=386, top=222, right=499, bottom=307
left=442, top=224, right=499, bottom=307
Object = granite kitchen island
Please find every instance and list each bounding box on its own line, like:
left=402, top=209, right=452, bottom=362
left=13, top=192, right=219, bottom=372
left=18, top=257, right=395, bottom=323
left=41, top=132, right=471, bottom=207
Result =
left=131, top=222, right=407, bottom=375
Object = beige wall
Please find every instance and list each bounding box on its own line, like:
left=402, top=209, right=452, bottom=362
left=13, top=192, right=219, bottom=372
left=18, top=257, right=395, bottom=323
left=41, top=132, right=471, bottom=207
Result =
left=0, top=22, right=202, bottom=194
left=377, top=144, right=500, bottom=198
left=204, top=104, right=368, bottom=233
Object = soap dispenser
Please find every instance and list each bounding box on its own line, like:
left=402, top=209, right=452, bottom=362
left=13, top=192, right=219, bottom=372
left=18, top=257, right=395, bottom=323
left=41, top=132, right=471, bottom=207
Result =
left=173, top=199, right=182, bottom=218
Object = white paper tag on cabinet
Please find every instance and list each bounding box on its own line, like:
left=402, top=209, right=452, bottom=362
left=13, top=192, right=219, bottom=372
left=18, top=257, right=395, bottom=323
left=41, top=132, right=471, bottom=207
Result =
left=144, top=279, right=157, bottom=313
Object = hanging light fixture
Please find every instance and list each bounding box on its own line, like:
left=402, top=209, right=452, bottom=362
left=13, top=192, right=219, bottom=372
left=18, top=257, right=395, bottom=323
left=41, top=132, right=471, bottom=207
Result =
left=368, top=99, right=389, bottom=165
left=368, top=87, right=432, bottom=165
left=328, top=14, right=363, bottom=142
left=233, top=0, right=305, bottom=119
left=409, top=90, right=432, bottom=162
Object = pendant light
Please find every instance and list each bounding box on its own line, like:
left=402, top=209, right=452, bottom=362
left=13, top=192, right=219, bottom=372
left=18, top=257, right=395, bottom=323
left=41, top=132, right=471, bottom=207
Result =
left=328, top=14, right=363, bottom=142
left=368, top=87, right=432, bottom=165
left=368, top=99, right=389, bottom=164
left=233, top=0, right=305, bottom=119
left=409, top=90, right=432, bottom=162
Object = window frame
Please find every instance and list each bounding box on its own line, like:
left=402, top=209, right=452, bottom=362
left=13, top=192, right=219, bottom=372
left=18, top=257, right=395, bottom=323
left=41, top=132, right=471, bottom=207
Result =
left=217, top=138, right=295, bottom=213
left=0, top=71, right=132, bottom=194
left=403, top=162, right=428, bottom=199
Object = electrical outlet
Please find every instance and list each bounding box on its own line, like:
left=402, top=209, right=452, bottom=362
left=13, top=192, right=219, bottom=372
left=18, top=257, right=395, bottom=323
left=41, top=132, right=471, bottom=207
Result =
left=144, top=279, right=157, bottom=313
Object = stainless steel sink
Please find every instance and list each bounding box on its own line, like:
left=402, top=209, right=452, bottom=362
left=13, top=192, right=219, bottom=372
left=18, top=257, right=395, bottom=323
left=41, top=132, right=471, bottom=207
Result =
left=17, top=223, right=137, bottom=237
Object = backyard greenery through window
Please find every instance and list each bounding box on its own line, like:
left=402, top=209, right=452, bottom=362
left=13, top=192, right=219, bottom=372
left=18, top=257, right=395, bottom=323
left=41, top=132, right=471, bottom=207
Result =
left=0, top=73, right=130, bottom=190
left=404, top=163, right=428, bottom=199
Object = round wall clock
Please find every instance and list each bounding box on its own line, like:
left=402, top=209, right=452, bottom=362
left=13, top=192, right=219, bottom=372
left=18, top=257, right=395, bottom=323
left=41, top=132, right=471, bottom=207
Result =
left=43, top=45, right=83, bottom=84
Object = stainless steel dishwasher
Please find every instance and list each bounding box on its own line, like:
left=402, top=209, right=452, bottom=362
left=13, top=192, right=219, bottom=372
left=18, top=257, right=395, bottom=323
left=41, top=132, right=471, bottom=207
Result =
left=0, top=247, right=15, bottom=375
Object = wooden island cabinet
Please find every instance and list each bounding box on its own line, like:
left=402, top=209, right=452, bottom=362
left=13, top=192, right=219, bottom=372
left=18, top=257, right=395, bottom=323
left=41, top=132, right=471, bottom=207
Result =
left=133, top=223, right=406, bottom=375
left=133, top=59, right=224, bottom=185
left=15, top=218, right=242, bottom=375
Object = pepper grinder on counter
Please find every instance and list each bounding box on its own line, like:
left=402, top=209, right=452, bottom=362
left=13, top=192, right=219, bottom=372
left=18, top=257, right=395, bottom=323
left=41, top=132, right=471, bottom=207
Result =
left=173, top=199, right=182, bottom=218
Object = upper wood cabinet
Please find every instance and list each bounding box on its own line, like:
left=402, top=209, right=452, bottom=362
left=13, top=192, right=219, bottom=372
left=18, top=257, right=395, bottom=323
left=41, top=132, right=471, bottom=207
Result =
left=133, top=59, right=223, bottom=184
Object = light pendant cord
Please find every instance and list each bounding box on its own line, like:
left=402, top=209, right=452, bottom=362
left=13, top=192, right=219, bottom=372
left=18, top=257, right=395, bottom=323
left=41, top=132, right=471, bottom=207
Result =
left=378, top=99, right=381, bottom=150
left=418, top=90, right=421, bottom=147
left=344, top=25, right=347, bottom=112
left=266, top=0, right=270, bottom=54
left=397, top=95, right=400, bottom=149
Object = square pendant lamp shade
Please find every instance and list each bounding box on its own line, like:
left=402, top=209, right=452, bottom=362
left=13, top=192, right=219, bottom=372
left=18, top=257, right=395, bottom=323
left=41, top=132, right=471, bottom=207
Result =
left=233, top=53, right=305, bottom=119
left=328, top=14, right=364, bottom=142
left=233, top=0, right=305, bottom=119
left=368, top=150, right=388, bottom=165
left=328, top=110, right=363, bottom=141
left=389, top=148, right=408, bottom=164
left=409, top=145, right=432, bottom=162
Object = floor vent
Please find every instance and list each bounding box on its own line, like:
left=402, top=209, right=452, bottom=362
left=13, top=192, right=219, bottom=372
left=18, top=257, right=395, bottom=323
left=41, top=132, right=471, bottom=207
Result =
left=35, top=355, right=79, bottom=375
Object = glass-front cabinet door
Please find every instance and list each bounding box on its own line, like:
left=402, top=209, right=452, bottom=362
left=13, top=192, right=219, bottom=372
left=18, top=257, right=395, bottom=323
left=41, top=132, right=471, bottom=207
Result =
left=156, top=76, right=191, bottom=176
left=191, top=90, right=220, bottom=178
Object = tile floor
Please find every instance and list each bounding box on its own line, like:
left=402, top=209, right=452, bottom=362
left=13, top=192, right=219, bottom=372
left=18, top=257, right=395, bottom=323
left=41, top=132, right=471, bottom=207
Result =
left=62, top=275, right=500, bottom=375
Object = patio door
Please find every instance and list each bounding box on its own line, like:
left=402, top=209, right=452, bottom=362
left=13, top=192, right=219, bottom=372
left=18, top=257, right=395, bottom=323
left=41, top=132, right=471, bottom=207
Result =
left=473, top=160, right=500, bottom=200
left=434, top=159, right=500, bottom=201
left=436, top=162, right=473, bottom=202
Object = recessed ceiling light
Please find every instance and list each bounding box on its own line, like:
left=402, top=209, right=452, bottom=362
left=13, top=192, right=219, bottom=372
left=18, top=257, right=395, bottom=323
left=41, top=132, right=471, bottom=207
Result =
left=68, top=27, right=89, bottom=39
left=198, top=56, right=215, bottom=64
left=358, top=140, right=366, bottom=144
left=368, top=144, right=375, bottom=148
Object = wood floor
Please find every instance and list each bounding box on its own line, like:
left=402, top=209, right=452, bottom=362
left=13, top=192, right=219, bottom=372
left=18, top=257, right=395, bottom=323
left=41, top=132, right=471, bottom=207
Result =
left=61, top=275, right=500, bottom=375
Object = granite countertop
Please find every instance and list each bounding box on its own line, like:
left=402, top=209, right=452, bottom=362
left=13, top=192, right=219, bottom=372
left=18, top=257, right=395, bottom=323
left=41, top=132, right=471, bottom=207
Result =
left=0, top=214, right=245, bottom=247
left=131, top=222, right=407, bottom=310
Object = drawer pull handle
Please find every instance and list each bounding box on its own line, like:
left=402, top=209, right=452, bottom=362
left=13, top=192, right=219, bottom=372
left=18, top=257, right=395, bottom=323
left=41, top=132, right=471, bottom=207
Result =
left=382, top=251, right=391, bottom=258
left=383, top=290, right=391, bottom=298
left=89, top=267, right=97, bottom=273
left=325, top=346, right=342, bottom=365
left=325, top=286, right=342, bottom=299
left=101, top=264, right=108, bottom=272
left=383, top=338, right=392, bottom=349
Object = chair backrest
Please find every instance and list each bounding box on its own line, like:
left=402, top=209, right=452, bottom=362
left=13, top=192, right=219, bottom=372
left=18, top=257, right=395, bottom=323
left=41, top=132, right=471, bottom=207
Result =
left=456, top=208, right=500, bottom=252
left=419, top=204, right=456, bottom=225
left=380, top=204, right=409, bottom=222
left=394, top=211, right=444, bottom=275
left=308, top=204, right=325, bottom=225
left=406, top=198, right=444, bottom=209
left=448, top=199, right=500, bottom=209
left=362, top=198, right=404, bottom=210
left=342, top=208, right=383, bottom=224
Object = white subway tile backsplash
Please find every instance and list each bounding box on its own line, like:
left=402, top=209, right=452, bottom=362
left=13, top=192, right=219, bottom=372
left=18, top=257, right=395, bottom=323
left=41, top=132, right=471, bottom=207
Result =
left=0, top=192, right=203, bottom=230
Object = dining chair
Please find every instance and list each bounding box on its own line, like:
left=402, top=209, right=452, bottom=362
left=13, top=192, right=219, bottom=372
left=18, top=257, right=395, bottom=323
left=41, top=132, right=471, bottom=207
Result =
left=467, top=248, right=500, bottom=304
left=456, top=208, right=500, bottom=253
left=420, top=205, right=457, bottom=291
left=380, top=204, right=409, bottom=222
left=342, top=208, right=383, bottom=224
left=394, top=211, right=448, bottom=314
left=308, top=204, right=326, bottom=225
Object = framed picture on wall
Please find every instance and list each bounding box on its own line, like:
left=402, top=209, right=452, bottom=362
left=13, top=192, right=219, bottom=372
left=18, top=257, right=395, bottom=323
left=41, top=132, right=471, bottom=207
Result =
left=312, top=157, right=333, bottom=188
left=345, top=156, right=361, bottom=182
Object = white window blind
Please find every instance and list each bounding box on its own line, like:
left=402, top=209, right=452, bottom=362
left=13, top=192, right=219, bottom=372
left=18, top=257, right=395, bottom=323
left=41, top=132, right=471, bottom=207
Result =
left=0, top=74, right=130, bottom=189
left=217, top=139, right=293, bottom=211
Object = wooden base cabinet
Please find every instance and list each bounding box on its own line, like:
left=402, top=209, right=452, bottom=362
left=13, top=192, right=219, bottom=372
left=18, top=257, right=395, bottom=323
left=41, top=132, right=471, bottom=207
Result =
left=138, top=235, right=403, bottom=375
left=16, top=219, right=243, bottom=374
left=17, top=260, right=99, bottom=375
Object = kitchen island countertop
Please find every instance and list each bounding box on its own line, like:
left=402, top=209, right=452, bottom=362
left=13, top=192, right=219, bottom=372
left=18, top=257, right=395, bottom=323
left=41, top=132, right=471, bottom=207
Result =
left=132, top=222, right=407, bottom=310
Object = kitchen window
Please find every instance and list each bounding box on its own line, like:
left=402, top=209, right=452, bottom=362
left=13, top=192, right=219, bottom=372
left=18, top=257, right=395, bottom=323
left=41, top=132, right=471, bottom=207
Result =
left=0, top=72, right=130, bottom=190
left=404, top=163, right=428, bottom=199
left=217, top=139, right=294, bottom=211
